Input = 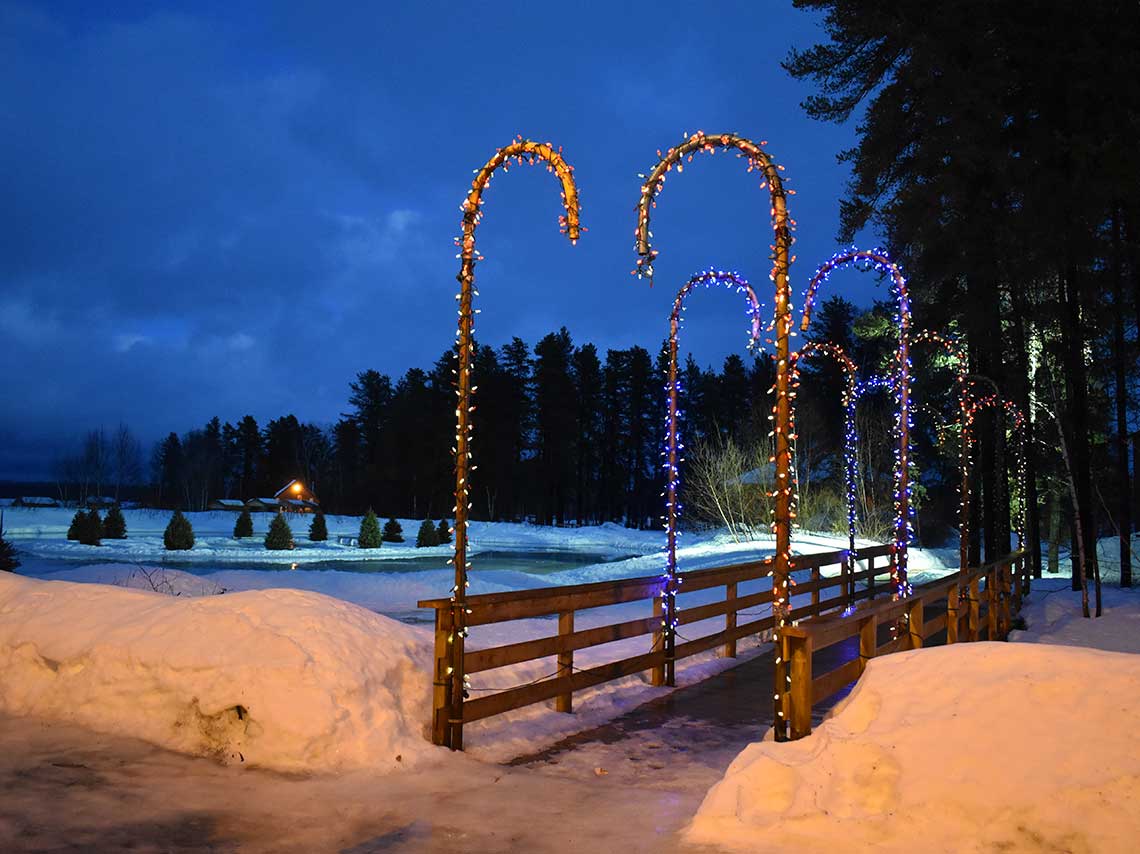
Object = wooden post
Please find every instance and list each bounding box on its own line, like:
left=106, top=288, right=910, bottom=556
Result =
left=947, top=587, right=959, bottom=644
left=556, top=611, right=574, bottom=713
left=651, top=594, right=665, bottom=686
left=906, top=598, right=924, bottom=650
left=811, top=566, right=821, bottom=616
left=1012, top=559, right=1023, bottom=615
left=858, top=613, right=878, bottom=674
left=843, top=553, right=853, bottom=606
left=431, top=607, right=454, bottom=746
left=968, top=578, right=980, bottom=641
left=784, top=628, right=813, bottom=740
left=867, top=555, right=876, bottom=601
left=724, top=581, right=738, bottom=658
left=986, top=570, right=998, bottom=641
left=1000, top=562, right=1012, bottom=635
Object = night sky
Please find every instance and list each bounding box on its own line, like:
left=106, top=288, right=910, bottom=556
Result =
left=0, top=1, right=884, bottom=480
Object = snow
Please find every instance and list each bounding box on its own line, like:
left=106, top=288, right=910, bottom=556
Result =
left=0, top=572, right=433, bottom=773
left=1010, top=575, right=1140, bottom=654
left=686, top=641, right=1140, bottom=852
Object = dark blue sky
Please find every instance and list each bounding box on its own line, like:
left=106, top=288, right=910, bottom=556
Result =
left=0, top=1, right=884, bottom=480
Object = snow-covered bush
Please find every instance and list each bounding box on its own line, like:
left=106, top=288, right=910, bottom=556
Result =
left=164, top=510, right=195, bottom=550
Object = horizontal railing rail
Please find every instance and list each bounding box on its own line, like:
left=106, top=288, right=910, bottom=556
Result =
left=418, top=542, right=896, bottom=746
left=782, top=549, right=1028, bottom=739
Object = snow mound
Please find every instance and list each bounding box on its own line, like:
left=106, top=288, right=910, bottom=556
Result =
left=0, top=573, right=433, bottom=773
left=687, top=642, right=1140, bottom=853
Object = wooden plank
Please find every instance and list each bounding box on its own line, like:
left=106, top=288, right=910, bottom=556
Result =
left=724, top=581, right=738, bottom=659
left=923, top=612, right=947, bottom=638
left=877, top=636, right=905, bottom=657
left=430, top=606, right=453, bottom=746
left=462, top=649, right=664, bottom=723
left=651, top=594, right=665, bottom=687
left=465, top=578, right=662, bottom=625
left=812, top=657, right=862, bottom=705
left=556, top=611, right=573, bottom=713
left=859, top=614, right=877, bottom=672
left=678, top=589, right=770, bottom=625
left=907, top=599, right=924, bottom=650
left=787, top=631, right=813, bottom=739
left=673, top=616, right=773, bottom=661
left=465, top=614, right=659, bottom=673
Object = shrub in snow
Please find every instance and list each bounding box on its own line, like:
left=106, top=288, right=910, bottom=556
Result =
left=164, top=510, right=195, bottom=550
left=78, top=509, right=103, bottom=546
left=102, top=504, right=127, bottom=539
left=415, top=519, right=439, bottom=548
left=382, top=516, right=404, bottom=543
left=358, top=509, right=381, bottom=549
left=265, top=513, right=295, bottom=550
left=308, top=511, right=328, bottom=542
left=437, top=518, right=451, bottom=545
left=0, top=519, right=17, bottom=572
left=66, top=511, right=83, bottom=541
left=233, top=509, right=253, bottom=539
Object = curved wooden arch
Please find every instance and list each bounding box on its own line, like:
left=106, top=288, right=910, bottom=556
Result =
left=443, top=138, right=581, bottom=750
left=789, top=342, right=858, bottom=555
left=801, top=249, right=913, bottom=597
left=632, top=132, right=795, bottom=720
left=663, top=270, right=764, bottom=600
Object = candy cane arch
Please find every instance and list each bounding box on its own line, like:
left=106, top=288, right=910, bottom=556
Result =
left=633, top=131, right=795, bottom=734
left=661, top=269, right=763, bottom=687
left=802, top=249, right=913, bottom=598
left=959, top=394, right=1027, bottom=576
left=912, top=330, right=972, bottom=571
left=442, top=138, right=581, bottom=750
left=789, top=342, right=858, bottom=555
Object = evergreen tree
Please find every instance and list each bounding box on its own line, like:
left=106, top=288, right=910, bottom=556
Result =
left=437, top=518, right=451, bottom=545
left=103, top=504, right=127, bottom=539
left=0, top=514, right=19, bottom=571
left=67, top=510, right=83, bottom=541
left=265, top=512, right=295, bottom=550
left=416, top=518, right=440, bottom=547
left=164, top=510, right=195, bottom=550
left=382, top=516, right=404, bottom=543
left=233, top=508, right=254, bottom=538
left=79, top=509, right=103, bottom=546
left=309, top=510, right=328, bottom=542
left=358, top=509, right=381, bottom=549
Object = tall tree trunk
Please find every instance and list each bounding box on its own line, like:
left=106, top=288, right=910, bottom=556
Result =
left=1060, top=266, right=1096, bottom=591
left=1111, top=207, right=1133, bottom=587
left=1009, top=277, right=1042, bottom=575
left=1047, top=492, right=1061, bottom=574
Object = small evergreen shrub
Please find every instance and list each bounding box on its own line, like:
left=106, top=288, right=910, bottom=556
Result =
left=79, top=509, right=103, bottom=546
left=164, top=510, right=195, bottom=550
left=0, top=516, right=18, bottom=572
left=436, top=518, right=451, bottom=545
left=233, top=509, right=254, bottom=538
left=67, top=510, right=83, bottom=541
left=265, top=513, right=295, bottom=550
left=382, top=516, right=404, bottom=543
left=416, top=518, right=440, bottom=548
left=103, top=504, right=128, bottom=539
left=359, top=509, right=381, bottom=549
left=309, top=511, right=328, bottom=542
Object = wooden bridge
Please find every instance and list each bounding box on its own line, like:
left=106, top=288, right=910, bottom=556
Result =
left=418, top=544, right=1028, bottom=749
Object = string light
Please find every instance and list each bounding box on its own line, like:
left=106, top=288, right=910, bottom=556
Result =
left=661, top=269, right=764, bottom=686
left=444, top=137, right=581, bottom=750
left=801, top=248, right=913, bottom=599
left=633, top=130, right=795, bottom=738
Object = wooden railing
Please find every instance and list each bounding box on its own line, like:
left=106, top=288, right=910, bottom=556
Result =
left=781, top=549, right=1028, bottom=739
left=418, top=542, right=895, bottom=747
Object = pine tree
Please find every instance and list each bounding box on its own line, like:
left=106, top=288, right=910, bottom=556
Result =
left=79, top=509, right=103, bottom=546
left=0, top=514, right=18, bottom=572
left=416, top=518, right=439, bottom=547
left=164, top=510, right=195, bottom=550
left=67, top=510, right=83, bottom=541
left=437, top=518, right=451, bottom=545
left=233, top=508, right=253, bottom=538
left=265, top=512, right=295, bottom=550
left=103, top=504, right=128, bottom=539
left=309, top=510, right=328, bottom=542
left=358, top=509, right=381, bottom=549
left=382, top=516, right=404, bottom=543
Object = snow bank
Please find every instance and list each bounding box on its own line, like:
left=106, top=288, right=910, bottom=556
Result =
left=687, top=642, right=1140, bottom=853
left=0, top=573, right=433, bottom=773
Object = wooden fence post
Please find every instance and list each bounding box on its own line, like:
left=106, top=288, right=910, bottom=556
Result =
left=906, top=598, right=924, bottom=650
left=725, top=581, right=738, bottom=658
left=784, top=627, right=813, bottom=740
left=968, top=578, right=980, bottom=642
left=859, top=613, right=878, bottom=674
left=1000, top=562, right=1011, bottom=634
left=867, top=555, right=876, bottom=601
left=1012, top=557, right=1024, bottom=614
left=431, top=607, right=454, bottom=746
left=811, top=566, right=821, bottom=616
left=986, top=570, right=998, bottom=641
left=651, top=594, right=665, bottom=687
left=556, top=611, right=574, bottom=713
left=843, top=553, right=853, bottom=605
left=947, top=586, right=959, bottom=644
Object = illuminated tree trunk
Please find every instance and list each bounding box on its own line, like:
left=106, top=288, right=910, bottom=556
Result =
left=1111, top=207, right=1133, bottom=588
